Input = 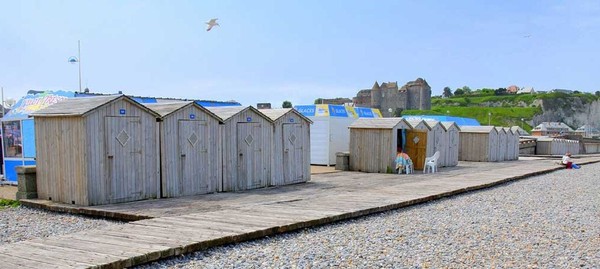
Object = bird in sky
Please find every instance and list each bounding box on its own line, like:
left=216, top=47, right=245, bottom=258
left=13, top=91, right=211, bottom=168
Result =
left=523, top=34, right=531, bottom=38
left=206, top=18, right=219, bottom=31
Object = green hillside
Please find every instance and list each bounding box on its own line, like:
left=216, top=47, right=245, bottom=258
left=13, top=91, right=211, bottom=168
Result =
left=403, top=106, right=540, bottom=131
left=403, top=92, right=599, bottom=132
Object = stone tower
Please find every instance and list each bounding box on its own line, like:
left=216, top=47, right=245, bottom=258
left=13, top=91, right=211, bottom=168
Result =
left=370, top=81, right=381, bottom=109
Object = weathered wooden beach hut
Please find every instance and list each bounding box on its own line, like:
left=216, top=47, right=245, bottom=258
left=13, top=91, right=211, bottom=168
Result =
left=495, top=127, right=507, bottom=161
left=404, top=119, right=430, bottom=170
left=31, top=95, right=161, bottom=206
left=144, top=102, right=223, bottom=198
left=440, top=121, right=460, bottom=167
left=259, top=108, right=312, bottom=186
left=206, top=106, right=273, bottom=192
left=424, top=120, right=446, bottom=167
left=459, top=126, right=499, bottom=162
left=536, top=138, right=580, bottom=155
left=503, top=127, right=518, bottom=160
left=348, top=118, right=412, bottom=173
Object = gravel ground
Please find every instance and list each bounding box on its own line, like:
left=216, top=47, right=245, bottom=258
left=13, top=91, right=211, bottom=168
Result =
left=0, top=207, right=124, bottom=245
left=138, top=163, right=600, bottom=269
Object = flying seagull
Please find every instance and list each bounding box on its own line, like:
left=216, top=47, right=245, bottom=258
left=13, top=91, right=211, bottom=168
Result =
left=206, top=18, right=219, bottom=31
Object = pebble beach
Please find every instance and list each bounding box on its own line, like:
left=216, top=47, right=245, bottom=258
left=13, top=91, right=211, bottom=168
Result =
left=137, top=163, right=600, bottom=268
left=1, top=162, right=598, bottom=268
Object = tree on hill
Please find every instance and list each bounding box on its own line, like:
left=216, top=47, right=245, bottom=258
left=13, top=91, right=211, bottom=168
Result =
left=443, top=87, right=453, bottom=98
left=595, top=91, right=600, bottom=96
left=314, top=98, right=323, bottom=104
left=454, top=88, right=465, bottom=96
left=282, top=100, right=292, bottom=108
left=494, top=88, right=507, bottom=95
left=462, top=86, right=472, bottom=95
left=394, top=108, right=403, bottom=117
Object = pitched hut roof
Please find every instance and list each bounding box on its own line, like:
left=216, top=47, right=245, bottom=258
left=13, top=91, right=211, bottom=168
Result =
left=440, top=121, right=461, bottom=131
left=31, top=95, right=159, bottom=118
left=205, top=106, right=273, bottom=123
left=143, top=102, right=223, bottom=122
left=349, top=118, right=410, bottom=129
left=258, top=108, right=313, bottom=123
left=405, top=119, right=431, bottom=130
left=460, top=126, right=498, bottom=133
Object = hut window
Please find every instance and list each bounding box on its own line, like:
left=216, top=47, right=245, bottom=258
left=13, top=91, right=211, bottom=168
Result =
left=2, top=121, right=22, bottom=158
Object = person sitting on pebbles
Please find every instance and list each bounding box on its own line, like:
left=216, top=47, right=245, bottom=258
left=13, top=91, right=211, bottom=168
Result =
left=561, top=152, right=580, bottom=169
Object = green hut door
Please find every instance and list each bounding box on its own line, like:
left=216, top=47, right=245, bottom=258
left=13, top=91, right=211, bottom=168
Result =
left=105, top=116, right=143, bottom=202
left=283, top=123, right=304, bottom=184
left=237, top=122, right=264, bottom=190
left=178, top=120, right=209, bottom=195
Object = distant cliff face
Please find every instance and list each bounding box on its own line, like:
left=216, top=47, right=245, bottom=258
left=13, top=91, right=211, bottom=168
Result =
left=533, top=98, right=600, bottom=129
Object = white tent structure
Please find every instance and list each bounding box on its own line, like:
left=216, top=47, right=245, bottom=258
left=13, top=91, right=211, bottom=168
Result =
left=294, top=104, right=382, bottom=165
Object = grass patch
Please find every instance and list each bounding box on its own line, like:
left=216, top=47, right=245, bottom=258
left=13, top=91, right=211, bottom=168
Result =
left=0, top=199, right=20, bottom=208
left=403, top=106, right=541, bottom=132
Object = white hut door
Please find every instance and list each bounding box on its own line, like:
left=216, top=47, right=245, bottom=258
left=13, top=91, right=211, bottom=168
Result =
left=178, top=120, right=209, bottom=195
left=105, top=116, right=142, bottom=202
left=237, top=123, right=264, bottom=190
left=283, top=123, right=304, bottom=183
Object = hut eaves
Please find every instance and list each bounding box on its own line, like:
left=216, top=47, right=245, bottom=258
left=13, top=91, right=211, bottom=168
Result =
left=460, top=126, right=497, bottom=133
left=206, top=106, right=274, bottom=123
left=144, top=102, right=223, bottom=122
left=259, top=108, right=313, bottom=124
left=30, top=95, right=160, bottom=118
left=349, top=118, right=410, bottom=129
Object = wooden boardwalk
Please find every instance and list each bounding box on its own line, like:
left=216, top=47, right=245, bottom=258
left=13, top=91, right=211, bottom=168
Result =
left=5, top=156, right=600, bottom=268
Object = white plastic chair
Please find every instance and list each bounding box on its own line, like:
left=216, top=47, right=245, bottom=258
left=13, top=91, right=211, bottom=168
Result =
left=405, top=162, right=413, bottom=174
left=423, top=151, right=440, bottom=174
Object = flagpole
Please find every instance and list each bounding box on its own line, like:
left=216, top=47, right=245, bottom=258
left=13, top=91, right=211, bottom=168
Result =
left=78, top=40, right=82, bottom=92
left=1, top=87, right=4, bottom=117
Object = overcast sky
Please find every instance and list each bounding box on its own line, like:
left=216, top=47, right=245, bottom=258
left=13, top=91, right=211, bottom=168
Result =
left=1, top=0, right=599, bottom=106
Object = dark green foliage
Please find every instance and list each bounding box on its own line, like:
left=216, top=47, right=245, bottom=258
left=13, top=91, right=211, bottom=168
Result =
left=0, top=199, right=20, bottom=208
left=443, top=87, right=453, bottom=98
left=282, top=100, right=292, bottom=108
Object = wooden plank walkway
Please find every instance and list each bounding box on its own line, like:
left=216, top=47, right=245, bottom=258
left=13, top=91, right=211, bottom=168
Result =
left=6, top=156, right=600, bottom=268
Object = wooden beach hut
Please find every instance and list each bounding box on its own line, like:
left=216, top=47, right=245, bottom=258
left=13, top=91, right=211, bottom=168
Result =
left=495, top=127, right=507, bottom=161
left=206, top=106, right=273, bottom=192
left=459, top=126, right=499, bottom=162
left=424, top=120, right=446, bottom=167
left=348, top=118, right=411, bottom=173
left=404, top=119, right=430, bottom=170
left=536, top=138, right=580, bottom=155
left=259, top=108, right=312, bottom=186
left=440, top=121, right=460, bottom=167
left=503, top=127, right=518, bottom=160
left=31, top=95, right=161, bottom=206
left=144, top=102, right=223, bottom=198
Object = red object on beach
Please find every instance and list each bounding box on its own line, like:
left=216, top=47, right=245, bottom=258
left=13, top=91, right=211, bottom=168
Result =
left=566, top=162, right=572, bottom=169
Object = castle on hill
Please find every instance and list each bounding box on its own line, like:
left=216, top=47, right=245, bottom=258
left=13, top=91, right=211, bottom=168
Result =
left=353, top=78, right=432, bottom=117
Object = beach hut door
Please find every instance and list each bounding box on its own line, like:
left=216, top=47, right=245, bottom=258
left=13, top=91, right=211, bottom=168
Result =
left=178, top=120, right=209, bottom=194
left=405, top=130, right=427, bottom=170
left=105, top=116, right=143, bottom=202
left=237, top=123, right=265, bottom=190
left=283, top=123, right=303, bottom=183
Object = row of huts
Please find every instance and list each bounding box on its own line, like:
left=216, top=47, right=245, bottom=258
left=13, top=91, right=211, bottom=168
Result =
left=348, top=118, right=461, bottom=173
left=31, top=95, right=312, bottom=206
left=347, top=118, right=523, bottom=173
left=459, top=126, right=521, bottom=162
